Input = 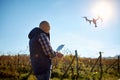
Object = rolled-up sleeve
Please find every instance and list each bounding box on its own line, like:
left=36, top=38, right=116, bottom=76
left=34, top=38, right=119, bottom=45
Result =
left=38, top=33, right=56, bottom=58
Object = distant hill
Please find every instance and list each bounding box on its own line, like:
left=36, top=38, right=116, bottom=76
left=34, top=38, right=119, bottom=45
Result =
left=103, top=54, right=120, bottom=59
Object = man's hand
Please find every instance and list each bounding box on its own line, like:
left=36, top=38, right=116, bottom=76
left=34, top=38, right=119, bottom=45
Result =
left=56, top=52, right=63, bottom=58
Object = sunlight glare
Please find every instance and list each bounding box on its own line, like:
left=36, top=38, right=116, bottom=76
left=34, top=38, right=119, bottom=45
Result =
left=92, top=1, right=113, bottom=22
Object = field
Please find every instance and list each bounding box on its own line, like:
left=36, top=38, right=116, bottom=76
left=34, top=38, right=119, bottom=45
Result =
left=0, top=53, right=120, bottom=80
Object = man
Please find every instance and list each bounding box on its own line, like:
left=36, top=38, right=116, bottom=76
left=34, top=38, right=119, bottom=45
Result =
left=28, top=21, right=63, bottom=80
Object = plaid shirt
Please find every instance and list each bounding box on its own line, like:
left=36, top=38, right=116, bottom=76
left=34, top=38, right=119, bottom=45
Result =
left=38, top=33, right=56, bottom=58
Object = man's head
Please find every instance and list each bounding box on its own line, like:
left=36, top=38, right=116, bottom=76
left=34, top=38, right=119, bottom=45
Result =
left=39, top=21, right=50, bottom=33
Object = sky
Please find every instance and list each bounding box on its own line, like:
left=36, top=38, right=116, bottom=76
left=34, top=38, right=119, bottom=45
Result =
left=0, top=0, right=120, bottom=57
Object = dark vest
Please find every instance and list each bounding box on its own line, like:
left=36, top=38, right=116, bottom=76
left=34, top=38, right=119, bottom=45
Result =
left=28, top=27, right=51, bottom=75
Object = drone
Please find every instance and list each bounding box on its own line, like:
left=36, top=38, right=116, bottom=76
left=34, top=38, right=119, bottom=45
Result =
left=82, top=16, right=103, bottom=27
